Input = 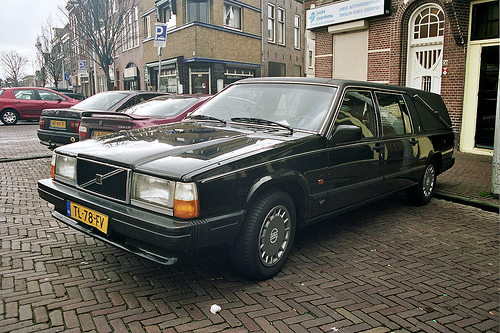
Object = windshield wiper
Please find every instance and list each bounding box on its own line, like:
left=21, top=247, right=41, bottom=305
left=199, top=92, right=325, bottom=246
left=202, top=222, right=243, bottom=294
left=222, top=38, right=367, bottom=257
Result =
left=231, top=117, right=293, bottom=134
left=187, top=114, right=226, bottom=124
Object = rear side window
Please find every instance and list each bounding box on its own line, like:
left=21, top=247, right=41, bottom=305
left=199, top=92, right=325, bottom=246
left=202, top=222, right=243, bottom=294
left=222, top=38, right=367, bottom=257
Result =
left=14, top=89, right=37, bottom=100
left=335, top=90, right=377, bottom=139
left=375, top=92, right=412, bottom=135
left=0, top=89, right=4, bottom=97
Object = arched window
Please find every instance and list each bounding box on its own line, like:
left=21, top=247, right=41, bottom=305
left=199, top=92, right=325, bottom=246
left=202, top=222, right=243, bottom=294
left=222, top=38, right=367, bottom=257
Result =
left=406, top=4, right=445, bottom=93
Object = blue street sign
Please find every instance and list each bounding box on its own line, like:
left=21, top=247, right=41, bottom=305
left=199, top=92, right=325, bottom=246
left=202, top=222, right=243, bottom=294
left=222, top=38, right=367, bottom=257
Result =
left=77, top=60, right=87, bottom=71
left=154, top=23, right=168, bottom=48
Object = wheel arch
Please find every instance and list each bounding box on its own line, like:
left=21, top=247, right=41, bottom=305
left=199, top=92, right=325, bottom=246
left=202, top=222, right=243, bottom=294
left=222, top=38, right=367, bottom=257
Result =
left=244, top=171, right=310, bottom=229
left=427, top=151, right=443, bottom=175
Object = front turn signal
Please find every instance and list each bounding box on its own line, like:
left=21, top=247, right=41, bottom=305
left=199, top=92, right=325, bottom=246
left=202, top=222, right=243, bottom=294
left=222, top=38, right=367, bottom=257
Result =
left=174, top=199, right=199, bottom=219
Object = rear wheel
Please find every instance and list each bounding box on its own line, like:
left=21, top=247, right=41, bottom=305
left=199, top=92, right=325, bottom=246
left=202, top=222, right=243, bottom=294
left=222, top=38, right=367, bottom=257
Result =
left=408, top=160, right=437, bottom=205
left=230, top=190, right=296, bottom=280
left=0, top=109, right=19, bottom=125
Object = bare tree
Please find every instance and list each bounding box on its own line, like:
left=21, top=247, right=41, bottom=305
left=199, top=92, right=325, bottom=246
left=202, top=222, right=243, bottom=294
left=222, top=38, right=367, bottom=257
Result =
left=64, top=0, right=137, bottom=91
left=0, top=51, right=28, bottom=87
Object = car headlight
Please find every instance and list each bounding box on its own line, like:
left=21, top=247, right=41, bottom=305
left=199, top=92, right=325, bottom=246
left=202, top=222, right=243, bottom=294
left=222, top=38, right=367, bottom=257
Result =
left=131, top=173, right=198, bottom=219
left=52, top=153, right=77, bottom=182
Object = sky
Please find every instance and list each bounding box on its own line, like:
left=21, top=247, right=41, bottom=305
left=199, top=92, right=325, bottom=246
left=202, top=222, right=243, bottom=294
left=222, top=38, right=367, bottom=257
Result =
left=0, top=0, right=67, bottom=78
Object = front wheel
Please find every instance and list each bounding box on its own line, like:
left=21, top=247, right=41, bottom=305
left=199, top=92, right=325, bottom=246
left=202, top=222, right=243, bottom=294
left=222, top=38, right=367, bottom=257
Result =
left=408, top=160, right=437, bottom=205
left=0, top=109, right=19, bottom=125
left=230, top=190, right=296, bottom=280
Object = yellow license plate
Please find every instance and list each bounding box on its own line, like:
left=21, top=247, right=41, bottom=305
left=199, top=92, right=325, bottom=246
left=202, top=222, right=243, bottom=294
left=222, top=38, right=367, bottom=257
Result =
left=66, top=201, right=109, bottom=234
left=50, top=120, right=66, bottom=128
left=92, top=130, right=113, bottom=138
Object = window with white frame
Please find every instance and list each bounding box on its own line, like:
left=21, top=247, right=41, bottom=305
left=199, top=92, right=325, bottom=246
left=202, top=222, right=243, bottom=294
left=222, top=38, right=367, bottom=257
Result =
left=268, top=4, right=275, bottom=42
left=123, top=7, right=139, bottom=51
left=277, top=7, right=285, bottom=45
left=144, top=15, right=151, bottom=39
left=294, top=14, right=300, bottom=49
left=224, top=3, right=241, bottom=29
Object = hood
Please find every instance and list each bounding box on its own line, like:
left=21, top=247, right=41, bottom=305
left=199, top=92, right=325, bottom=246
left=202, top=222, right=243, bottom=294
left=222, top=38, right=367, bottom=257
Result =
left=56, top=121, right=313, bottom=180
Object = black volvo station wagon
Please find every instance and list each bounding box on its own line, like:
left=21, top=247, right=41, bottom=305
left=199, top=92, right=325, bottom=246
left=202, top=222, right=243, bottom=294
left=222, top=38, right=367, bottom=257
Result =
left=38, top=78, right=455, bottom=280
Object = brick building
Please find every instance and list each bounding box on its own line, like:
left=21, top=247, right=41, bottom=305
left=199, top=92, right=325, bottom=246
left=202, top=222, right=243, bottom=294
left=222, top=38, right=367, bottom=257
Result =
left=68, top=0, right=304, bottom=96
left=306, top=0, right=498, bottom=154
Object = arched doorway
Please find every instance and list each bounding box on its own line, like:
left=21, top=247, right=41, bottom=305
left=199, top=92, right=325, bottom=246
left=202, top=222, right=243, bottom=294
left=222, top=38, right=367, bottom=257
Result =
left=406, top=4, right=445, bottom=93
left=124, top=63, right=140, bottom=90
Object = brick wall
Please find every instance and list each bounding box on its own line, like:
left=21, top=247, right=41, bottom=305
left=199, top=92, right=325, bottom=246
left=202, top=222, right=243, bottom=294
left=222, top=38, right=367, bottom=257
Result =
left=311, top=0, right=468, bottom=135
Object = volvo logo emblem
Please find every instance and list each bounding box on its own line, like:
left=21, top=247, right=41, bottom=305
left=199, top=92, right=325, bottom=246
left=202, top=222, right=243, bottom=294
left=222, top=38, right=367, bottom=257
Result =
left=269, top=228, right=279, bottom=244
left=99, top=120, right=103, bottom=126
left=95, top=174, right=103, bottom=185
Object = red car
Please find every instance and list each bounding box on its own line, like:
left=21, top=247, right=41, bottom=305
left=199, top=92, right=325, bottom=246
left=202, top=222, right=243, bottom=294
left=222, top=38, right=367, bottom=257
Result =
left=0, top=87, right=80, bottom=125
left=79, top=94, right=211, bottom=140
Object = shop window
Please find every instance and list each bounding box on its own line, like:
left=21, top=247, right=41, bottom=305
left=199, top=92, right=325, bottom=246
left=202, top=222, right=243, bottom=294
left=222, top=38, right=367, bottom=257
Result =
left=471, top=1, right=499, bottom=40
left=225, top=4, right=241, bottom=29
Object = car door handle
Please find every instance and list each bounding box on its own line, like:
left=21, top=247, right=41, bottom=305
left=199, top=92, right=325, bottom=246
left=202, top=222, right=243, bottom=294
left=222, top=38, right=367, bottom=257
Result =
left=373, top=144, right=384, bottom=152
left=409, top=139, right=419, bottom=146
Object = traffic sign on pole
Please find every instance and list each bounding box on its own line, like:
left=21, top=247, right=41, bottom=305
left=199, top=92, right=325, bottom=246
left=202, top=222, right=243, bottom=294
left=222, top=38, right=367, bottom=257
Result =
left=154, top=23, right=168, bottom=48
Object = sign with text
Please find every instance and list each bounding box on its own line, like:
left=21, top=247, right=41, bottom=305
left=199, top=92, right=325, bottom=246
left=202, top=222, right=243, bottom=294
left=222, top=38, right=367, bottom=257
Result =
left=154, top=23, right=168, bottom=48
left=306, top=0, right=389, bottom=30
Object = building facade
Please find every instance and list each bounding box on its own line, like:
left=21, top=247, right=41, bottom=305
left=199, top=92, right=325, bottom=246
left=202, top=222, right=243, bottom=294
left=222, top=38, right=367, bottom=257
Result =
left=142, top=0, right=263, bottom=94
left=306, top=0, right=498, bottom=154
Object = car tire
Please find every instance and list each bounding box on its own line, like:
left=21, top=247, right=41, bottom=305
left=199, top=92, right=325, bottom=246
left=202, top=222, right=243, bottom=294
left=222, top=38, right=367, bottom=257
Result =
left=408, top=160, right=437, bottom=205
left=230, top=190, right=296, bottom=280
left=0, top=109, right=19, bottom=125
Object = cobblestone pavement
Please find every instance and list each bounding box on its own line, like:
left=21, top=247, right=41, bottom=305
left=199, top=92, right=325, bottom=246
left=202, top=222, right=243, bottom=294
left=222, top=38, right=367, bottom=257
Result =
left=0, top=122, right=499, bottom=333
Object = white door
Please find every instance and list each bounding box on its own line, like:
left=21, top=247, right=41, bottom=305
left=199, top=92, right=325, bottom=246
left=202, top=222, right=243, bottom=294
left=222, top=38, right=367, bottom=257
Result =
left=406, top=5, right=445, bottom=94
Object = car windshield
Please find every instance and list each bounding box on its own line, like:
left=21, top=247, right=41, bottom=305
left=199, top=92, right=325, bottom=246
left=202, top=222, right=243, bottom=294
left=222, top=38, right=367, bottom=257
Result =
left=125, top=97, right=199, bottom=117
left=192, top=83, right=337, bottom=132
left=73, top=92, right=130, bottom=111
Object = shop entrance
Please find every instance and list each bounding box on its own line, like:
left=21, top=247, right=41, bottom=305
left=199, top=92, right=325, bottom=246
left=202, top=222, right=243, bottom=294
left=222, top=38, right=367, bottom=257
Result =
left=190, top=69, right=210, bottom=94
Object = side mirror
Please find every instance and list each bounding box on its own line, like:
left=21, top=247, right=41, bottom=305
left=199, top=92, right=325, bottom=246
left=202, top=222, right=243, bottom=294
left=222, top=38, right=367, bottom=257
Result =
left=332, top=124, right=362, bottom=143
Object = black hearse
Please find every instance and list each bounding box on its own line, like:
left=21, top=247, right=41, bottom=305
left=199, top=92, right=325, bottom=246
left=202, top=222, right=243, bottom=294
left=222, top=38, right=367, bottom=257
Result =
left=38, top=78, right=455, bottom=280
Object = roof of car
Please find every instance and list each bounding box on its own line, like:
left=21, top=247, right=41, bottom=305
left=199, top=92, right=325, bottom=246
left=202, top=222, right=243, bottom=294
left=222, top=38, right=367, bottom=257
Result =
left=235, top=77, right=440, bottom=97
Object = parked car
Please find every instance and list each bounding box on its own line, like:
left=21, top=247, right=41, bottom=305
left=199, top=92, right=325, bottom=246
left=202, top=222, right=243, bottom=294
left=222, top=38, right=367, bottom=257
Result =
left=38, top=78, right=455, bottom=280
left=0, top=87, right=80, bottom=125
left=78, top=94, right=211, bottom=140
left=52, top=88, right=86, bottom=101
left=37, top=90, right=166, bottom=148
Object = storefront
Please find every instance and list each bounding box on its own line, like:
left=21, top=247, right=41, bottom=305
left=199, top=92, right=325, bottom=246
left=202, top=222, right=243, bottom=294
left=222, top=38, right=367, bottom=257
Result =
left=145, top=57, right=183, bottom=93
left=146, top=57, right=260, bottom=95
left=306, top=0, right=499, bottom=154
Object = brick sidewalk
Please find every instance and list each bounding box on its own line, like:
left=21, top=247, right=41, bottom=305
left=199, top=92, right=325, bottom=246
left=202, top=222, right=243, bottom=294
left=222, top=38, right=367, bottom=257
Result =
left=0, top=156, right=498, bottom=332
left=436, top=151, right=499, bottom=210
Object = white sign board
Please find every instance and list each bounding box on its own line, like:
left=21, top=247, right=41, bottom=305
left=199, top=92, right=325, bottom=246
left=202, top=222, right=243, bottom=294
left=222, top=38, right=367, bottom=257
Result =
left=154, top=23, right=168, bottom=48
left=307, top=0, right=387, bottom=30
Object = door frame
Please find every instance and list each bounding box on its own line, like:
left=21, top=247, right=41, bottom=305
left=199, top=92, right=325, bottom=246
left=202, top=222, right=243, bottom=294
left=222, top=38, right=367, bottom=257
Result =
left=460, top=1, right=499, bottom=155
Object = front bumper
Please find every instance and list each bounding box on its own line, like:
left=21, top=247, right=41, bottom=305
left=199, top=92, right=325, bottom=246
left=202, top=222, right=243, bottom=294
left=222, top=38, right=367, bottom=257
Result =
left=37, top=178, right=244, bottom=265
